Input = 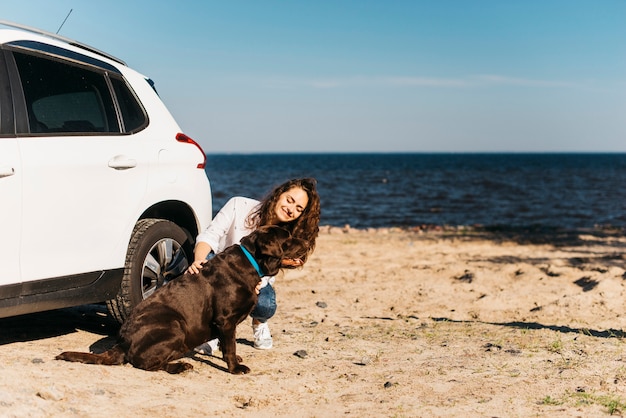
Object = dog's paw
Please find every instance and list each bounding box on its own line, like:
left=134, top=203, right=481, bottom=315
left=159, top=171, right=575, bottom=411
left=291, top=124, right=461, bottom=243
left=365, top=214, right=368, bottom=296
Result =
left=164, top=362, right=194, bottom=374
left=230, top=364, right=251, bottom=375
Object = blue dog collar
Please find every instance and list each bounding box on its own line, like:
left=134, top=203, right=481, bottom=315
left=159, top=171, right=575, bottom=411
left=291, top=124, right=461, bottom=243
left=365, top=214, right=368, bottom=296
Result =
left=240, top=245, right=264, bottom=277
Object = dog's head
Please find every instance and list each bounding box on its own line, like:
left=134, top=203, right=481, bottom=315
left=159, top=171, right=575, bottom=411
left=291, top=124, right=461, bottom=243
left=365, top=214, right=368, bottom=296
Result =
left=240, top=225, right=310, bottom=277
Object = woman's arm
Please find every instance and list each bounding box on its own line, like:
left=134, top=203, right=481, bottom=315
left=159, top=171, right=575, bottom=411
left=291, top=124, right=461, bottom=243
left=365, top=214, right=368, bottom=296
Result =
left=195, top=198, right=239, bottom=252
left=187, top=197, right=259, bottom=275
left=187, top=241, right=213, bottom=274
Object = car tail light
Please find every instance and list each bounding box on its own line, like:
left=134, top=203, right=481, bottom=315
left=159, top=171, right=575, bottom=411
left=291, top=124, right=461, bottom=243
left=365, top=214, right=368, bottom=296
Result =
left=176, top=133, right=206, bottom=169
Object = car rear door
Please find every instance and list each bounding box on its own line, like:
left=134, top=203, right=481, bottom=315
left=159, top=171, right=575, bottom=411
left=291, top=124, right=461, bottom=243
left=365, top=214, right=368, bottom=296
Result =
left=7, top=44, right=150, bottom=282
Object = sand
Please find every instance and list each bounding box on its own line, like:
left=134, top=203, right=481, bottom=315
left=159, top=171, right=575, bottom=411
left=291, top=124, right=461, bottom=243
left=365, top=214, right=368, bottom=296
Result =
left=1, top=225, right=626, bottom=417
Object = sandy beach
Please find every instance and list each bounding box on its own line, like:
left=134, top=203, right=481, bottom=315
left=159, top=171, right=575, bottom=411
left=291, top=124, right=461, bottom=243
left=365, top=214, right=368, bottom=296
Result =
left=1, top=225, right=626, bottom=417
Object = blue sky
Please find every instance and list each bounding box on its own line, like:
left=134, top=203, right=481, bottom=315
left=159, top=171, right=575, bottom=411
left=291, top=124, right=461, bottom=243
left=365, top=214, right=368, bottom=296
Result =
left=4, top=1, right=625, bottom=153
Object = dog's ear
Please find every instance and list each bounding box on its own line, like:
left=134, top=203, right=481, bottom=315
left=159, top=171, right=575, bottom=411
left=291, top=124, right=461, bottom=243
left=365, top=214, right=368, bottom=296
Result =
left=260, top=236, right=310, bottom=275
left=242, top=226, right=311, bottom=276
left=242, top=226, right=290, bottom=257
left=241, top=226, right=291, bottom=276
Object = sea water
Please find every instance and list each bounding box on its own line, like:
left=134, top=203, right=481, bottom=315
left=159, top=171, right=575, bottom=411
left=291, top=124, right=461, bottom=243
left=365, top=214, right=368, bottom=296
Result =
left=204, top=153, right=626, bottom=230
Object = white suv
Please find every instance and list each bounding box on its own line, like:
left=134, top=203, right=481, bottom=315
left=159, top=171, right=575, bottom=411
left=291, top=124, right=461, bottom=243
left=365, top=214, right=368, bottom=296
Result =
left=0, top=22, right=212, bottom=323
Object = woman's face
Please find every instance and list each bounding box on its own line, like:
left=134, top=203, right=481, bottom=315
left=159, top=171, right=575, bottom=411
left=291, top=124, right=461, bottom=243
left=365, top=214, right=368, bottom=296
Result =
left=274, top=186, right=309, bottom=223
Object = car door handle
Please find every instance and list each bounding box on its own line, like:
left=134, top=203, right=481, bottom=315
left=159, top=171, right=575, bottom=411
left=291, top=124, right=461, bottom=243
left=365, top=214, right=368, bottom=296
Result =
left=108, top=155, right=137, bottom=170
left=0, top=166, right=15, bottom=178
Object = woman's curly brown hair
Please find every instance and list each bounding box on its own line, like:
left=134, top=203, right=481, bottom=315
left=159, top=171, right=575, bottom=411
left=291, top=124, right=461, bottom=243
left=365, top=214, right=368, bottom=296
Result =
left=246, top=178, right=320, bottom=263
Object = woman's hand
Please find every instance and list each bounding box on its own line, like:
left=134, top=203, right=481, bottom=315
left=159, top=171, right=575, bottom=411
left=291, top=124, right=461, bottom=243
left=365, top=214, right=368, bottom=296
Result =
left=186, top=259, right=206, bottom=275
left=281, top=258, right=303, bottom=267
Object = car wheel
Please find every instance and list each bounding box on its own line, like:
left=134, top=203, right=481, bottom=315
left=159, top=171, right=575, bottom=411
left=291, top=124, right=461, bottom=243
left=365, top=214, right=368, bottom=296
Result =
left=106, top=218, right=193, bottom=324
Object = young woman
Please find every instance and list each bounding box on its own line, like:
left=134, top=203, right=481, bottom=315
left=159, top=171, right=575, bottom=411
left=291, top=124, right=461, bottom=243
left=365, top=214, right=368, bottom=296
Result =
left=188, top=178, right=320, bottom=352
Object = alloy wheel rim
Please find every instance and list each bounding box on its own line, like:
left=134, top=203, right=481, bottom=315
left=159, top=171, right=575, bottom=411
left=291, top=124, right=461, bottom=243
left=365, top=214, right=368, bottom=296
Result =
left=141, top=238, right=188, bottom=299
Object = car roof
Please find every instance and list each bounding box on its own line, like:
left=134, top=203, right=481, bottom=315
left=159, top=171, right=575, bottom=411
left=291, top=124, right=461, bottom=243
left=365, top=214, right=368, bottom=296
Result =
left=0, top=20, right=126, bottom=66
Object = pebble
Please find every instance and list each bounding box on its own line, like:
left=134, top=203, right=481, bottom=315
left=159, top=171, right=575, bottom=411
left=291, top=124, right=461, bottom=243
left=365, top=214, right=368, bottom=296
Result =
left=37, top=386, right=64, bottom=401
left=294, top=350, right=308, bottom=359
left=356, top=356, right=371, bottom=366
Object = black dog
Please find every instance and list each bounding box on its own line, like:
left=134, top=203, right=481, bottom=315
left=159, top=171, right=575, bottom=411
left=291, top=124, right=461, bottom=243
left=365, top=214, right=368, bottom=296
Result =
left=56, top=226, right=308, bottom=374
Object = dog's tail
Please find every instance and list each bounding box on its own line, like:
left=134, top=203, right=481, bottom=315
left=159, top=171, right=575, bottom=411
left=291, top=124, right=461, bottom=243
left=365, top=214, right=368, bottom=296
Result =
left=56, top=345, right=126, bottom=366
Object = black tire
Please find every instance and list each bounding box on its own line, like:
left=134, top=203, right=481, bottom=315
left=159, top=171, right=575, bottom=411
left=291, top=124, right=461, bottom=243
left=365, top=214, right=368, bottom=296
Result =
left=106, top=218, right=193, bottom=324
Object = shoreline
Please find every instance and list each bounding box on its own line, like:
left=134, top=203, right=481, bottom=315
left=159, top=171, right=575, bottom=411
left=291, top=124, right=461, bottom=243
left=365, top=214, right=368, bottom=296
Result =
left=320, top=223, right=626, bottom=247
left=321, top=223, right=626, bottom=233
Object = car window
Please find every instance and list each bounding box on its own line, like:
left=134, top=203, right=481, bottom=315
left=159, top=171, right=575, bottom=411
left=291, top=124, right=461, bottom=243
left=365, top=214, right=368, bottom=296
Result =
left=32, top=91, right=109, bottom=132
left=12, top=50, right=147, bottom=135
left=110, top=77, right=147, bottom=133
left=13, top=51, right=119, bottom=134
left=0, top=51, right=9, bottom=135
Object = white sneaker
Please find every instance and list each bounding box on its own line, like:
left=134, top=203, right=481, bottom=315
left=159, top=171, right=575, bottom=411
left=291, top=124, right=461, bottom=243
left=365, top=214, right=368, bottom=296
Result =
left=252, top=321, right=273, bottom=350
left=194, top=338, right=219, bottom=356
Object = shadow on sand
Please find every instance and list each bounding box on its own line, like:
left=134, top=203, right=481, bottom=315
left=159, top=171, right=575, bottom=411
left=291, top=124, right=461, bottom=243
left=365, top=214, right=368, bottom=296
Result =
left=434, top=224, right=626, bottom=248
left=432, top=317, right=626, bottom=339
left=0, top=304, right=120, bottom=347
left=414, top=225, right=626, bottom=271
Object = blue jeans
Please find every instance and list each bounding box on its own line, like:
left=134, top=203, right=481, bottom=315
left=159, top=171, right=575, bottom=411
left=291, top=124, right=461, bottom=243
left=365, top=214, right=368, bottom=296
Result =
left=250, top=284, right=277, bottom=322
left=206, top=251, right=277, bottom=322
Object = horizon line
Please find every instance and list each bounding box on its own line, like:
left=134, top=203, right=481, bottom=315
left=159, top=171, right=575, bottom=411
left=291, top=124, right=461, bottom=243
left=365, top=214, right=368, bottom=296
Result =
left=205, top=150, right=626, bottom=155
